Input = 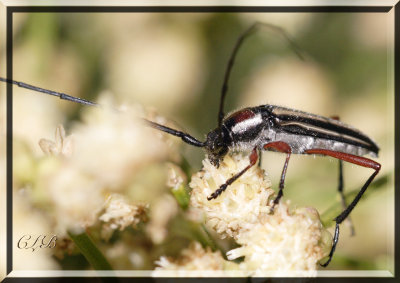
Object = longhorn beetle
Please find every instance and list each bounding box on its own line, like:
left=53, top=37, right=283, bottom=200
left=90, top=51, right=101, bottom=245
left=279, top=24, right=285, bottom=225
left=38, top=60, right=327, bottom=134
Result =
left=2, top=22, right=381, bottom=267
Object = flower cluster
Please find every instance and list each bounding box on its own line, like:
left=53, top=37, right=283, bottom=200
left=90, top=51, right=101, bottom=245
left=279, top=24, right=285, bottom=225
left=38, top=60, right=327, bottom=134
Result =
left=14, top=95, right=177, bottom=237
left=158, top=153, right=332, bottom=276
left=154, top=242, right=233, bottom=276
left=190, top=154, right=274, bottom=238
left=99, top=193, right=148, bottom=240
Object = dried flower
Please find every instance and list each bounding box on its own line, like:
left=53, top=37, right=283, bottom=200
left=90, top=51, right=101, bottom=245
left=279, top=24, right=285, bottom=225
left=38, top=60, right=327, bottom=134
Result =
left=99, top=193, right=148, bottom=240
left=39, top=124, right=74, bottom=158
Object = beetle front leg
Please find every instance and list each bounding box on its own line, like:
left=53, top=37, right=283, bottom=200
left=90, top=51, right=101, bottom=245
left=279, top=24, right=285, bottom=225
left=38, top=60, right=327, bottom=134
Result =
left=263, top=141, right=292, bottom=207
left=207, top=147, right=258, bottom=200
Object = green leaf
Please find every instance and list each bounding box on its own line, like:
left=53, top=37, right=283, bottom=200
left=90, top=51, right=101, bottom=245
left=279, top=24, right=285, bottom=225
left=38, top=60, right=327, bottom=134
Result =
left=68, top=230, right=113, bottom=270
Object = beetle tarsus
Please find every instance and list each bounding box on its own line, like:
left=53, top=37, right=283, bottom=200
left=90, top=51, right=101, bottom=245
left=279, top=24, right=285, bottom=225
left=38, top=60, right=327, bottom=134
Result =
left=207, top=184, right=228, bottom=200
left=272, top=190, right=283, bottom=208
left=320, top=222, right=340, bottom=267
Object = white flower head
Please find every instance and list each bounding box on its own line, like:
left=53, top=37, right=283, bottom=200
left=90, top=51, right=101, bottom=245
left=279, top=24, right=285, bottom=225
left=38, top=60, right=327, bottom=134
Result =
left=69, top=95, right=175, bottom=189
left=154, top=242, right=232, bottom=276
left=33, top=94, right=181, bottom=235
left=99, top=193, right=148, bottom=239
left=189, top=154, right=275, bottom=238
left=189, top=153, right=332, bottom=275
left=145, top=194, right=178, bottom=244
left=227, top=203, right=332, bottom=276
left=46, top=164, right=105, bottom=236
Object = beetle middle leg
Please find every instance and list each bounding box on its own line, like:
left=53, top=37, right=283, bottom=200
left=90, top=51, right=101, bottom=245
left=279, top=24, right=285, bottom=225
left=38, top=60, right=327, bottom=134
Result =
left=207, top=147, right=258, bottom=200
left=305, top=148, right=381, bottom=267
left=263, top=141, right=292, bottom=207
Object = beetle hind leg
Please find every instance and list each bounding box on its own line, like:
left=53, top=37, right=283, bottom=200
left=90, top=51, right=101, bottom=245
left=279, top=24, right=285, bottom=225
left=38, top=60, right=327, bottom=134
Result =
left=337, top=160, right=355, bottom=236
left=305, top=148, right=381, bottom=267
left=330, top=116, right=355, bottom=236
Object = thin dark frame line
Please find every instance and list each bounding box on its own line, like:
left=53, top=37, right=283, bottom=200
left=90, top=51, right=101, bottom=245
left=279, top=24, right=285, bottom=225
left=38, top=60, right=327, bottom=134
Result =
left=4, top=4, right=396, bottom=278
left=6, top=6, right=13, bottom=275
left=6, top=6, right=393, bottom=13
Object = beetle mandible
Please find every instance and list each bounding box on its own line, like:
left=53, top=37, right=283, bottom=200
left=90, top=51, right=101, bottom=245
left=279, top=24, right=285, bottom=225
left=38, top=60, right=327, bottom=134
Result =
left=1, top=22, right=381, bottom=267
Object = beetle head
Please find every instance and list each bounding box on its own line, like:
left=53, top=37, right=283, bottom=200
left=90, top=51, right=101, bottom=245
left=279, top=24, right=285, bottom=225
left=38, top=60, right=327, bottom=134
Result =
left=205, top=127, right=230, bottom=167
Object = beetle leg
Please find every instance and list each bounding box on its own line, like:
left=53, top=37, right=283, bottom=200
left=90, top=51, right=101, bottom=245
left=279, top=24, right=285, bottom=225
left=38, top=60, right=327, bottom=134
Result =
left=305, top=148, right=381, bottom=267
left=263, top=141, right=292, bottom=207
left=258, top=151, right=263, bottom=167
left=207, top=147, right=258, bottom=200
left=330, top=116, right=355, bottom=236
left=337, top=160, right=355, bottom=236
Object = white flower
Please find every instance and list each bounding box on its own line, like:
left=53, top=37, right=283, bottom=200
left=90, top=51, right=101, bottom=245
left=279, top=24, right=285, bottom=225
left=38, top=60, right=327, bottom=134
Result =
left=39, top=124, right=74, bottom=158
left=33, top=94, right=181, bottom=235
left=145, top=194, right=178, bottom=244
left=69, top=96, right=173, bottom=190
left=166, top=162, right=187, bottom=189
left=99, top=193, right=148, bottom=239
left=227, top=203, right=332, bottom=276
left=154, top=242, right=233, bottom=276
left=46, top=163, right=105, bottom=236
left=189, top=154, right=275, bottom=238
left=189, top=153, right=332, bottom=275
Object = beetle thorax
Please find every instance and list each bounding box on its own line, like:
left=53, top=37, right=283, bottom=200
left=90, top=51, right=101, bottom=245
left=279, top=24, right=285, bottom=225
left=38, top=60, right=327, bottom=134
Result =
left=223, top=108, right=268, bottom=151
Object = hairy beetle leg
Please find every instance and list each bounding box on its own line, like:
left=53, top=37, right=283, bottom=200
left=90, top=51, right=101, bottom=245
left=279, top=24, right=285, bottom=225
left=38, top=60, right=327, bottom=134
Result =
left=207, top=147, right=258, bottom=200
left=305, top=148, right=381, bottom=267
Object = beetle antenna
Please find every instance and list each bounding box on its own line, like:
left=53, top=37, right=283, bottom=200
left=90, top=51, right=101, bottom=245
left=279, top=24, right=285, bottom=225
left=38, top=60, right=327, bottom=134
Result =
left=1, top=77, right=205, bottom=147
left=0, top=77, right=98, bottom=107
left=218, top=22, right=305, bottom=126
left=143, top=119, right=205, bottom=147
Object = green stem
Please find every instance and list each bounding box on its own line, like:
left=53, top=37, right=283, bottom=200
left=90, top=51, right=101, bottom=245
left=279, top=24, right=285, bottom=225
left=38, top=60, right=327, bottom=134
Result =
left=171, top=183, right=190, bottom=210
left=321, top=174, right=390, bottom=227
left=68, top=230, right=113, bottom=270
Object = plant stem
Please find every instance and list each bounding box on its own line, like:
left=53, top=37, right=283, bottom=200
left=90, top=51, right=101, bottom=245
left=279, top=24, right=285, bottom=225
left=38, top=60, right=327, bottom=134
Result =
left=68, top=230, right=113, bottom=270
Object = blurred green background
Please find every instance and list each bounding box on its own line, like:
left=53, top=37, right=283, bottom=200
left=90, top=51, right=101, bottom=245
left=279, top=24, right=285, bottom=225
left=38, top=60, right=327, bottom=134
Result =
left=4, top=11, right=394, bottom=272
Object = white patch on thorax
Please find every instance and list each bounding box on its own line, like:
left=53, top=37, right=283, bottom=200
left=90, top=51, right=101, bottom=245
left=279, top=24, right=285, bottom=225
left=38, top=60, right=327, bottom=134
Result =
left=231, top=114, right=263, bottom=134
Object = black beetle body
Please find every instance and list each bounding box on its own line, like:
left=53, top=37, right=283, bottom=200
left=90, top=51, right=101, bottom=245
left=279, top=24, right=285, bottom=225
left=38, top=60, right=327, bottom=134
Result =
left=205, top=105, right=379, bottom=167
